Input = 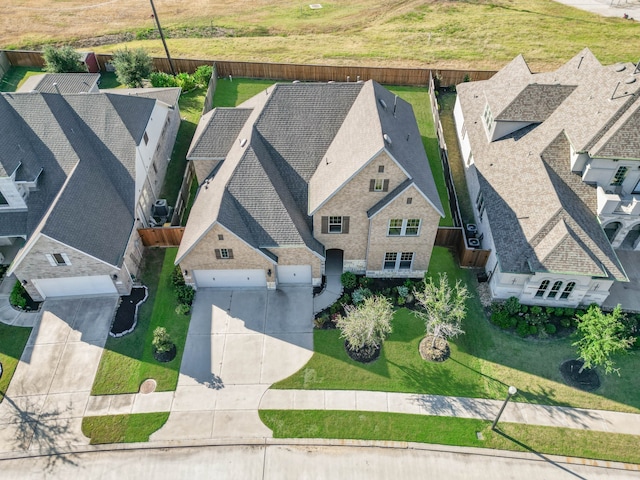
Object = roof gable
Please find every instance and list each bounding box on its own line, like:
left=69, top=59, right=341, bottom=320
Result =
left=497, top=84, right=576, bottom=122
left=188, top=108, right=253, bottom=160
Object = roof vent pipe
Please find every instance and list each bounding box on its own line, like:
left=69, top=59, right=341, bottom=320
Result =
left=393, top=95, right=398, bottom=117
left=53, top=83, right=61, bottom=95
left=383, top=134, right=392, bottom=146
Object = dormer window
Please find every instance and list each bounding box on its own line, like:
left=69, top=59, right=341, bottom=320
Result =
left=610, top=166, right=628, bottom=186
left=483, top=103, right=494, bottom=132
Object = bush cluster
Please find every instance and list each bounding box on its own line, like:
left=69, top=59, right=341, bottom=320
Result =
left=150, top=65, right=213, bottom=91
left=10, top=280, right=27, bottom=309
left=171, top=264, right=194, bottom=312
left=340, top=271, right=357, bottom=290
left=490, top=296, right=583, bottom=338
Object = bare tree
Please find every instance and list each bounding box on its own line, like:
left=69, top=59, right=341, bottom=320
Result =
left=414, top=272, right=469, bottom=348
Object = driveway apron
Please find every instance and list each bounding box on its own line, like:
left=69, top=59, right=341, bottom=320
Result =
left=152, top=287, right=313, bottom=441
left=0, top=296, right=118, bottom=454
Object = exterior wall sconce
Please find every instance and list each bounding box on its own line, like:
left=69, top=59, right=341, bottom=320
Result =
left=112, top=274, right=118, bottom=280
left=267, top=269, right=272, bottom=277
left=22, top=280, right=28, bottom=285
left=184, top=270, right=188, bottom=276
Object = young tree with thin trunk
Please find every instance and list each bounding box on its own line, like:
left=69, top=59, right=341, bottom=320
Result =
left=43, top=45, right=85, bottom=73
left=573, top=304, right=635, bottom=375
left=112, top=48, right=153, bottom=88
left=414, top=272, right=469, bottom=348
left=337, top=295, right=393, bottom=354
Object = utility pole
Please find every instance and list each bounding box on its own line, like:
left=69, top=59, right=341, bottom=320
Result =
left=149, top=0, right=177, bottom=76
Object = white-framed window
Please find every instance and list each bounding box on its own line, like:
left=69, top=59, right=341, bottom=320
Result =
left=220, top=249, right=230, bottom=259
left=369, top=179, right=389, bottom=192
left=547, top=281, right=563, bottom=299
left=483, top=103, right=494, bottom=131
left=329, top=216, right=343, bottom=233
left=535, top=280, right=549, bottom=297
left=610, top=166, right=628, bottom=186
left=215, top=248, right=234, bottom=259
left=374, top=179, right=384, bottom=191
left=388, top=219, right=421, bottom=236
left=46, top=253, right=71, bottom=266
left=383, top=252, right=414, bottom=271
left=560, top=282, right=575, bottom=299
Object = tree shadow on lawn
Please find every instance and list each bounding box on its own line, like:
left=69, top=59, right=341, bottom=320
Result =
left=493, top=428, right=588, bottom=480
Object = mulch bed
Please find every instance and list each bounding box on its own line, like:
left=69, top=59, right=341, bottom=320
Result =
left=419, top=335, right=451, bottom=362
left=344, top=341, right=381, bottom=363
left=153, top=344, right=177, bottom=363
left=110, top=286, right=148, bottom=337
left=559, top=359, right=601, bottom=391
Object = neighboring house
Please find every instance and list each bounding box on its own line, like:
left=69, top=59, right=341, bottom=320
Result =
left=454, top=48, right=638, bottom=307
left=18, top=73, right=101, bottom=94
left=177, top=80, right=445, bottom=289
left=1, top=84, right=181, bottom=300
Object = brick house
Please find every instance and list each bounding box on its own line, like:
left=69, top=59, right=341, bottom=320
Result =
left=1, top=84, right=181, bottom=300
left=453, top=49, right=637, bottom=307
left=177, top=80, right=444, bottom=289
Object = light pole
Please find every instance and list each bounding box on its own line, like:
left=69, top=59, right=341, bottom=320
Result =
left=149, top=0, right=177, bottom=76
left=491, top=386, right=517, bottom=431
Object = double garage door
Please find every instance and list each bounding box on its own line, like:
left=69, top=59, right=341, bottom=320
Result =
left=192, top=265, right=311, bottom=288
left=32, top=275, right=117, bottom=299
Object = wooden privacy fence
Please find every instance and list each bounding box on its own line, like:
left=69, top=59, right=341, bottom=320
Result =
left=435, top=227, right=490, bottom=268
left=2, top=49, right=496, bottom=87
left=138, top=227, right=184, bottom=247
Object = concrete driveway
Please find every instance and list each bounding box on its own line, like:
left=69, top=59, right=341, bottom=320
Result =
left=152, top=287, right=314, bottom=441
left=0, top=296, right=118, bottom=454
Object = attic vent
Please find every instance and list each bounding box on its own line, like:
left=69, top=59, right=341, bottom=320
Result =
left=292, top=80, right=300, bottom=84
left=239, top=138, right=247, bottom=147
left=379, top=98, right=387, bottom=109
left=383, top=134, right=392, bottom=146
left=615, top=63, right=626, bottom=72
left=625, top=76, right=637, bottom=84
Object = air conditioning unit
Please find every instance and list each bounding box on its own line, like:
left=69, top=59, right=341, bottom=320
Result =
left=468, top=238, right=480, bottom=248
left=466, top=223, right=478, bottom=234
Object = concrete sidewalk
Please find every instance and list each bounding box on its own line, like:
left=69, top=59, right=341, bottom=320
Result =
left=259, top=389, right=640, bottom=436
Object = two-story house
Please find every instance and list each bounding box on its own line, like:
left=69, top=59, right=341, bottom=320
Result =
left=1, top=82, right=181, bottom=300
left=176, top=80, right=445, bottom=289
left=454, top=48, right=636, bottom=307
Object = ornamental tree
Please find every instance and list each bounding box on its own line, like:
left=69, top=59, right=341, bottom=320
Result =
left=112, top=48, right=152, bottom=88
left=573, top=304, right=635, bottom=375
left=337, top=295, right=393, bottom=352
left=414, top=272, right=469, bottom=348
left=43, top=45, right=85, bottom=73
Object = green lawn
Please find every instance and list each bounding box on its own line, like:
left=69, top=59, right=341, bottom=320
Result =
left=0, top=323, right=32, bottom=402
left=212, top=77, right=275, bottom=107
left=0, top=66, right=43, bottom=92
left=91, top=248, right=190, bottom=394
left=274, top=247, right=640, bottom=413
left=260, top=410, right=640, bottom=465
left=82, top=412, right=169, bottom=444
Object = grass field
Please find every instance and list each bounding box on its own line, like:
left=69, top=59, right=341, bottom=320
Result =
left=0, top=323, right=32, bottom=403
left=3, top=0, right=638, bottom=71
left=260, top=410, right=640, bottom=464
left=274, top=247, right=640, bottom=413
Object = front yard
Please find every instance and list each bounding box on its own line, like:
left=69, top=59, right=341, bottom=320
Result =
left=274, top=247, right=640, bottom=413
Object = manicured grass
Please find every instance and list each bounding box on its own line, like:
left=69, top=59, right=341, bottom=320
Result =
left=98, top=72, right=124, bottom=89
left=82, top=412, right=169, bottom=444
left=0, top=66, right=43, bottom=92
left=212, top=77, right=275, bottom=107
left=159, top=86, right=206, bottom=205
left=389, top=86, right=453, bottom=227
left=274, top=247, right=640, bottom=413
left=91, top=248, right=190, bottom=394
left=260, top=410, right=640, bottom=465
left=0, top=323, right=32, bottom=402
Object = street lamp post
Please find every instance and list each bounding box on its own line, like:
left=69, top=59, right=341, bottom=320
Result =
left=491, top=386, right=517, bottom=431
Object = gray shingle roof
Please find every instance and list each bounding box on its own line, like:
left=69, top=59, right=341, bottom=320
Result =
left=456, top=49, right=629, bottom=280
left=105, top=87, right=181, bottom=108
left=591, top=100, right=640, bottom=159
left=0, top=90, right=159, bottom=266
left=188, top=108, right=253, bottom=160
left=497, top=84, right=577, bottom=122
left=18, top=73, right=100, bottom=94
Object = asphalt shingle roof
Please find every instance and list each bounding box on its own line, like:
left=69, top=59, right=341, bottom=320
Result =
left=18, top=73, right=100, bottom=94
left=188, top=108, right=253, bottom=159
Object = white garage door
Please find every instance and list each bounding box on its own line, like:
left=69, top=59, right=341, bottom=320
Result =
left=33, top=275, right=117, bottom=298
left=277, top=265, right=312, bottom=284
left=193, top=269, right=267, bottom=288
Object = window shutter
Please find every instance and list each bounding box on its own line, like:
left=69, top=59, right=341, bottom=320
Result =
left=321, top=216, right=328, bottom=234
left=228, top=249, right=234, bottom=259
left=60, top=253, right=71, bottom=266
left=369, top=180, right=375, bottom=192
left=342, top=216, right=350, bottom=234
left=215, top=249, right=221, bottom=259
left=45, top=254, right=57, bottom=266
left=383, top=180, right=389, bottom=192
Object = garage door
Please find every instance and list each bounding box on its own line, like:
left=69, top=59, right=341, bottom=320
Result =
left=277, top=265, right=312, bottom=284
left=32, top=275, right=117, bottom=298
left=193, top=269, right=267, bottom=288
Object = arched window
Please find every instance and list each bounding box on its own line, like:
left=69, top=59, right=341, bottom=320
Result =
left=547, top=281, right=563, bottom=299
left=560, top=282, right=576, bottom=300
left=535, top=280, right=550, bottom=297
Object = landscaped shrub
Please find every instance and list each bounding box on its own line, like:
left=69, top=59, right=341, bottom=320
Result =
left=152, top=327, right=174, bottom=353
left=175, top=303, right=190, bottom=315
left=520, top=304, right=529, bottom=314
left=10, top=281, right=27, bottom=309
left=396, top=285, right=409, bottom=298
left=337, top=295, right=393, bottom=358
left=396, top=296, right=406, bottom=306
left=516, top=320, right=531, bottom=337
left=314, top=313, right=330, bottom=329
left=193, top=65, right=213, bottom=86
left=504, top=296, right=520, bottom=315
left=340, top=272, right=357, bottom=290
left=176, top=284, right=195, bottom=306
left=329, top=301, right=342, bottom=316
left=490, top=309, right=509, bottom=328
left=171, top=265, right=185, bottom=287
left=545, top=307, right=557, bottom=316
left=338, top=293, right=351, bottom=305
left=175, top=72, right=196, bottom=91
left=526, top=306, right=547, bottom=326
left=560, top=318, right=571, bottom=328
left=352, top=287, right=372, bottom=304
left=563, top=307, right=576, bottom=317
left=150, top=71, right=178, bottom=88
left=544, top=323, right=557, bottom=335
left=358, top=276, right=373, bottom=288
